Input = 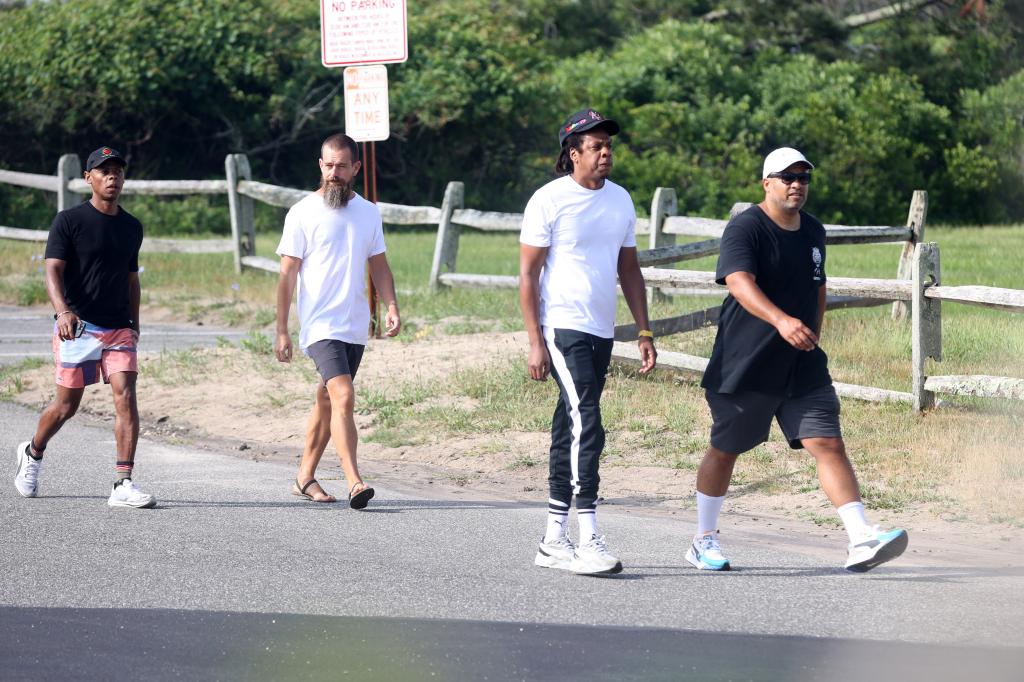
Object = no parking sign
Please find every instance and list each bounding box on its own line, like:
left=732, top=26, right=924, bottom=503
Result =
left=320, top=0, right=408, bottom=68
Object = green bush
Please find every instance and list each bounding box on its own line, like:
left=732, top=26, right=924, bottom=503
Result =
left=0, top=0, right=1021, bottom=225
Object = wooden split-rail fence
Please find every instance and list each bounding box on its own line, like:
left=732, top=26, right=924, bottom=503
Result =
left=3, top=156, right=1022, bottom=412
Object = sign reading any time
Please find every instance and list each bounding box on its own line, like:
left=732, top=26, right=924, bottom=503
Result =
left=321, top=0, right=408, bottom=68
left=344, top=66, right=390, bottom=142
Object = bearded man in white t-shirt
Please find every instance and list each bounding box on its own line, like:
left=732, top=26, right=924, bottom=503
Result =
left=275, top=133, right=401, bottom=510
left=520, top=109, right=657, bottom=575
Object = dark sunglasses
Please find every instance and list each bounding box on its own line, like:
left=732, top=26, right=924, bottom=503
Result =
left=768, top=171, right=812, bottom=185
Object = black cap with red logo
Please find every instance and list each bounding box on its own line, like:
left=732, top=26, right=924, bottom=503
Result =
left=85, top=146, right=127, bottom=171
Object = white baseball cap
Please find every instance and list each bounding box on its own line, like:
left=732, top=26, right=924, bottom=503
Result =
left=762, top=147, right=814, bottom=179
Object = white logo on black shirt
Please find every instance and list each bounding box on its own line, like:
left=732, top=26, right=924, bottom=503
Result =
left=812, top=246, right=823, bottom=281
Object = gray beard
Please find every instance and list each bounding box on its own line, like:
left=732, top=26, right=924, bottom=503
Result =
left=321, top=179, right=352, bottom=209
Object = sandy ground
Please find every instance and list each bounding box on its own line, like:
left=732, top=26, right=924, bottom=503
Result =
left=9, top=326, right=1024, bottom=566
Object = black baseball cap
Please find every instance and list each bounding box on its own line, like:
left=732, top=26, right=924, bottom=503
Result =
left=85, top=146, right=127, bottom=171
left=558, top=108, right=620, bottom=146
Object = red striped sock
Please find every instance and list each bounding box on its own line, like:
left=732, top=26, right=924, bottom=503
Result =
left=115, top=460, right=133, bottom=481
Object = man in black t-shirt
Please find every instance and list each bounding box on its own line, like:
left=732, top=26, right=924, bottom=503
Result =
left=14, top=146, right=155, bottom=509
left=686, top=148, right=907, bottom=573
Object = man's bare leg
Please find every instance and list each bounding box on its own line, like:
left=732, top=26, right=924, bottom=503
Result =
left=32, top=385, right=85, bottom=453
left=295, top=381, right=336, bottom=502
left=696, top=446, right=739, bottom=499
left=324, top=374, right=366, bottom=493
left=801, top=436, right=860, bottom=507
left=108, top=371, right=139, bottom=463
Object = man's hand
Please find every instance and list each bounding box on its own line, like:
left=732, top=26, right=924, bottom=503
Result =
left=275, top=331, right=293, bottom=363
left=55, top=311, right=80, bottom=341
left=527, top=342, right=551, bottom=381
left=775, top=315, right=818, bottom=351
left=637, top=336, right=657, bottom=374
left=384, top=303, right=401, bottom=337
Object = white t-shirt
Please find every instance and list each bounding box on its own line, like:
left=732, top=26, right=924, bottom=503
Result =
left=520, top=175, right=637, bottom=338
left=276, top=192, right=386, bottom=349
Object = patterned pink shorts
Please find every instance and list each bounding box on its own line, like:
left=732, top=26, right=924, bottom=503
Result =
left=53, top=321, right=138, bottom=388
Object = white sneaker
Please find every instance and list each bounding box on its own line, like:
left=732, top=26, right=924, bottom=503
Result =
left=534, top=535, right=576, bottom=570
left=570, top=534, right=623, bottom=575
left=107, top=479, right=156, bottom=509
left=14, top=441, right=42, bottom=498
left=686, top=531, right=731, bottom=571
left=845, top=526, right=908, bottom=572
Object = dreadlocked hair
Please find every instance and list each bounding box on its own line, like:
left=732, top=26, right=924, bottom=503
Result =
left=554, top=133, right=585, bottom=176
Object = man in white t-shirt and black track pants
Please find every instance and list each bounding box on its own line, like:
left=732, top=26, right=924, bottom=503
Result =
left=520, top=109, right=657, bottom=575
left=275, top=133, right=401, bottom=510
left=688, top=147, right=908, bottom=573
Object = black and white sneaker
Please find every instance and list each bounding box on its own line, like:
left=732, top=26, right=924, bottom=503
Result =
left=535, top=535, right=576, bottom=570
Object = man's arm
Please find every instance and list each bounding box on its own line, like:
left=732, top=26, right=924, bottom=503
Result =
left=815, top=284, right=826, bottom=337
left=368, top=252, right=401, bottom=337
left=44, top=258, right=78, bottom=341
left=519, top=244, right=550, bottom=381
left=128, top=271, right=141, bottom=334
left=275, top=255, right=302, bottom=362
left=616, top=246, right=656, bottom=374
left=724, top=271, right=818, bottom=351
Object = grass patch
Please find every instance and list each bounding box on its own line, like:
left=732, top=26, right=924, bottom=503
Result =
left=240, top=330, right=273, bottom=355
left=0, top=357, right=46, bottom=399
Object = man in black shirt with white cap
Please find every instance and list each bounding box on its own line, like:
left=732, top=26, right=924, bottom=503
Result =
left=688, top=147, right=907, bottom=573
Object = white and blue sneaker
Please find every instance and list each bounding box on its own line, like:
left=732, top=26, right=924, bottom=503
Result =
left=845, top=527, right=908, bottom=572
left=14, top=441, right=42, bottom=498
left=686, top=531, right=731, bottom=571
left=534, top=535, right=576, bottom=571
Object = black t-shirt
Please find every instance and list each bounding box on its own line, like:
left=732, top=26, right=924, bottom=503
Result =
left=44, top=201, right=143, bottom=329
left=701, top=205, right=831, bottom=396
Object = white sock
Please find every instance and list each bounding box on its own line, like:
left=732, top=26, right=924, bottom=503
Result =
left=696, top=491, right=725, bottom=537
left=544, top=512, right=569, bottom=542
left=837, top=501, right=871, bottom=542
left=578, top=509, right=598, bottom=540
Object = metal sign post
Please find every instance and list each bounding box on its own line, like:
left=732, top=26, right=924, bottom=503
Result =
left=321, top=1, right=407, bottom=338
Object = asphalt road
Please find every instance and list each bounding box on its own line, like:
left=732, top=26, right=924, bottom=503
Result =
left=0, top=305, right=252, bottom=366
left=2, top=399, right=1023, bottom=681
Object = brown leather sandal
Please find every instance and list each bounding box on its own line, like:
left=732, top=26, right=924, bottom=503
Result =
left=291, top=478, right=337, bottom=503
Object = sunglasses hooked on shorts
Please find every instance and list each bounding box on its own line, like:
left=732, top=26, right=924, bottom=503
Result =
left=768, top=171, right=812, bottom=185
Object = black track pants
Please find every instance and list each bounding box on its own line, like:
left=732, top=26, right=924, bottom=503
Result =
left=544, top=327, right=613, bottom=510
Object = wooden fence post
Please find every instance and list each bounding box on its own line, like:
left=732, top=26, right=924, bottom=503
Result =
left=893, top=190, right=927, bottom=320
left=647, top=187, right=678, bottom=304
left=429, top=181, right=465, bottom=292
left=57, top=154, right=81, bottom=213
left=729, top=201, right=752, bottom=218
left=912, top=241, right=941, bottom=412
left=225, top=154, right=254, bottom=274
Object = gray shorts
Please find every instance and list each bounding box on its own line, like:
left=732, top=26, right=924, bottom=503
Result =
left=306, top=339, right=364, bottom=384
left=705, top=384, right=842, bottom=455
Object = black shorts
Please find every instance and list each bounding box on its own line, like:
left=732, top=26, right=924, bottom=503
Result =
left=705, top=384, right=842, bottom=455
left=306, top=339, right=365, bottom=384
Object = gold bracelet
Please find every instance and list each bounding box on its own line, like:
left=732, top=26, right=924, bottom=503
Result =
left=638, top=329, right=654, bottom=339
left=54, top=310, right=73, bottom=320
